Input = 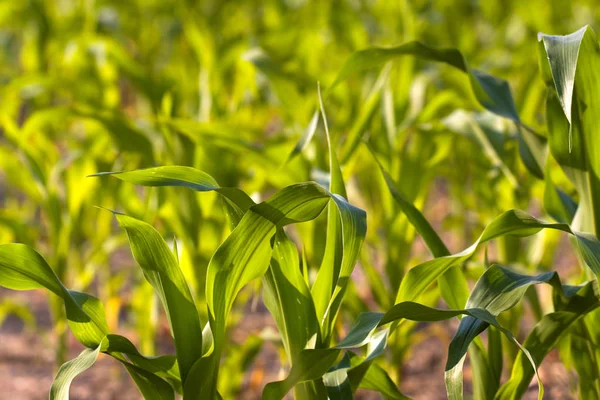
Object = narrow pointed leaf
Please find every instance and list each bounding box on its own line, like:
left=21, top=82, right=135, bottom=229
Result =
left=330, top=40, right=546, bottom=176
left=115, top=214, right=203, bottom=384
left=497, top=280, right=600, bottom=399
left=263, top=229, right=320, bottom=362
left=92, top=166, right=255, bottom=222
left=396, top=209, right=600, bottom=307
left=50, top=342, right=103, bottom=400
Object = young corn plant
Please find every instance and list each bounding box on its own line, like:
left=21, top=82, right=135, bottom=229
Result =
left=4, top=4, right=600, bottom=398
left=0, top=141, right=367, bottom=400
left=536, top=25, right=600, bottom=397
left=274, top=25, right=600, bottom=400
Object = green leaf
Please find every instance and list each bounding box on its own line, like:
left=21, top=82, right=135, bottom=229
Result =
left=50, top=342, right=103, bottom=400
left=497, top=280, right=600, bottom=399
left=206, top=182, right=331, bottom=339
left=539, top=26, right=600, bottom=234
left=286, top=110, right=320, bottom=163
left=122, top=363, right=176, bottom=400
left=268, top=300, right=530, bottom=400
left=323, top=353, right=353, bottom=400
left=263, top=229, right=320, bottom=363
left=538, top=27, right=586, bottom=151
left=396, top=209, right=600, bottom=307
left=335, top=312, right=384, bottom=349
left=469, top=334, right=501, bottom=400
left=0, top=244, right=108, bottom=346
left=98, top=164, right=366, bottom=399
left=195, top=182, right=360, bottom=399
left=339, top=66, right=390, bottom=163
left=369, top=145, right=450, bottom=258
left=0, top=244, right=180, bottom=396
left=348, top=354, right=409, bottom=400
left=91, top=166, right=255, bottom=220
left=444, top=265, right=571, bottom=399
left=369, top=145, right=469, bottom=309
left=331, top=265, right=589, bottom=399
left=543, top=164, right=577, bottom=224
left=330, top=40, right=546, bottom=177
left=114, top=213, right=203, bottom=384
left=311, top=85, right=367, bottom=342
left=262, top=349, right=341, bottom=400
left=102, top=334, right=180, bottom=387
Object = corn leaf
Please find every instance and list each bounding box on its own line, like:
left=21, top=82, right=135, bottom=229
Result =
left=539, top=25, right=600, bottom=234
left=0, top=244, right=177, bottom=397
left=396, top=210, right=600, bottom=306
left=330, top=41, right=545, bottom=177
left=114, top=213, right=203, bottom=385
left=443, top=265, right=578, bottom=400
left=265, top=302, right=519, bottom=400
left=0, top=244, right=108, bottom=346
left=286, top=110, right=320, bottom=163
left=50, top=342, right=103, bottom=400
left=262, top=349, right=341, bottom=400
left=92, top=166, right=255, bottom=221
left=121, top=363, right=176, bottom=400
left=469, top=332, right=502, bottom=400
left=347, top=353, right=409, bottom=400
left=496, top=280, right=600, bottom=399
left=370, top=146, right=469, bottom=309
left=263, top=229, right=320, bottom=362
left=322, top=353, right=353, bottom=400
left=193, top=182, right=363, bottom=399
left=312, top=86, right=367, bottom=342
left=96, top=164, right=366, bottom=398
left=331, top=42, right=517, bottom=121
left=268, top=259, right=597, bottom=400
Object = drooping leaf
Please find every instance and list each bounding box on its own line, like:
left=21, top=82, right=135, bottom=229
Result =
left=396, top=209, right=600, bottom=307
left=444, top=265, right=573, bottom=399
left=497, top=280, right=600, bottom=399
left=329, top=40, right=546, bottom=177
left=0, top=244, right=178, bottom=397
left=0, top=244, right=108, bottom=346
left=92, top=166, right=255, bottom=222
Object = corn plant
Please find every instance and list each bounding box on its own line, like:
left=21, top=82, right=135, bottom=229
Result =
left=0, top=133, right=368, bottom=399
left=3, top=1, right=600, bottom=398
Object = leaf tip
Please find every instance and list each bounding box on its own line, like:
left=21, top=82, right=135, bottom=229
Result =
left=88, top=171, right=123, bottom=178
left=93, top=205, right=124, bottom=216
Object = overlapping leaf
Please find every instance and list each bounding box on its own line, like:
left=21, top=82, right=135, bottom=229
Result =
left=396, top=209, right=600, bottom=306
left=497, top=280, right=600, bottom=399
left=539, top=26, right=600, bottom=234
left=329, top=40, right=546, bottom=176
left=0, top=244, right=176, bottom=399
left=96, top=165, right=366, bottom=399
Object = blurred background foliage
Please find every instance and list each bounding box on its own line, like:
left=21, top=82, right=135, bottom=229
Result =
left=1, top=0, right=599, bottom=398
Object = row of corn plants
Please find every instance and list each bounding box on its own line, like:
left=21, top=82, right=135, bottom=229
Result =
left=2, top=1, right=600, bottom=399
